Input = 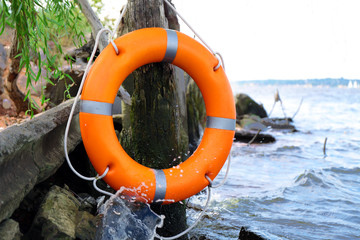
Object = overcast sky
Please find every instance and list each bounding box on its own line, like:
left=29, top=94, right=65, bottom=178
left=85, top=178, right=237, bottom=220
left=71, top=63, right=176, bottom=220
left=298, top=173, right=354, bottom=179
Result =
left=102, top=0, right=360, bottom=82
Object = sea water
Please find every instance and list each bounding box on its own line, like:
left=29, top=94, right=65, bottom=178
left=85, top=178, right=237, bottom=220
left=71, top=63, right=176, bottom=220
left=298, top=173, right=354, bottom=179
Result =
left=188, top=84, right=360, bottom=240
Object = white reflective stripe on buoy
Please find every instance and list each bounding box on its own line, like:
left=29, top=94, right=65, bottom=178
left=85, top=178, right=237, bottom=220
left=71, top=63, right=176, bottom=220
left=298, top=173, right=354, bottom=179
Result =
left=80, top=100, right=113, bottom=116
left=153, top=169, right=167, bottom=202
left=163, top=29, right=178, bottom=63
left=206, top=116, right=236, bottom=131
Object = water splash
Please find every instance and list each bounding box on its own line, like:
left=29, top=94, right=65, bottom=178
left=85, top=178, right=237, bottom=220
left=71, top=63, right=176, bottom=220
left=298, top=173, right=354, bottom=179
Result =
left=95, top=193, right=164, bottom=240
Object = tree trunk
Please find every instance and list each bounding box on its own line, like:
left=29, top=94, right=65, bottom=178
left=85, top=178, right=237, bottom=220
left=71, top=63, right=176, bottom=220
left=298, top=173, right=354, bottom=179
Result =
left=4, top=30, right=31, bottom=114
left=118, top=0, right=189, bottom=239
left=0, top=44, right=6, bottom=96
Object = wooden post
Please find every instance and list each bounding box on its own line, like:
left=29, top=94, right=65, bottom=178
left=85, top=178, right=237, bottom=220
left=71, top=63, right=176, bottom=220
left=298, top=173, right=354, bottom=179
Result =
left=118, top=0, right=189, bottom=239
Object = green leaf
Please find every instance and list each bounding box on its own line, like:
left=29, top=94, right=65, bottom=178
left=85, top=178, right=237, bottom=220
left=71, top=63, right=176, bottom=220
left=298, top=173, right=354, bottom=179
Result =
left=64, top=73, right=74, bottom=83
left=24, top=90, right=31, bottom=101
left=48, top=18, right=61, bottom=27
left=36, top=53, right=42, bottom=81
left=15, top=2, right=23, bottom=17
left=45, top=76, right=54, bottom=86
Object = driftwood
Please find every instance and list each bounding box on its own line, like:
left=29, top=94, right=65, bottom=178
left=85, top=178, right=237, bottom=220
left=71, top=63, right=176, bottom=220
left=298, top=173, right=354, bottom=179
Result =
left=76, top=0, right=108, bottom=51
left=66, top=3, right=131, bottom=106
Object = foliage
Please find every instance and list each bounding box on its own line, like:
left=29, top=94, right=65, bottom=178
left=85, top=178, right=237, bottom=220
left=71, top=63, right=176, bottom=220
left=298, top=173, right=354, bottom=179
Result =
left=0, top=0, right=90, bottom=116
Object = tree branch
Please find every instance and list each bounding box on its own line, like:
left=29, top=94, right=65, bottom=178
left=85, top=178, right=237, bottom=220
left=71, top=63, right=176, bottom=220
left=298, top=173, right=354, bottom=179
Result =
left=4, top=30, right=34, bottom=114
left=76, top=0, right=108, bottom=51
left=76, top=0, right=131, bottom=105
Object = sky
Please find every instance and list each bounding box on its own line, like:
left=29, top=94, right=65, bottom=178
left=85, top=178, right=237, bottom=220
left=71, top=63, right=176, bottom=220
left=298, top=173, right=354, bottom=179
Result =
left=100, top=0, right=360, bottom=82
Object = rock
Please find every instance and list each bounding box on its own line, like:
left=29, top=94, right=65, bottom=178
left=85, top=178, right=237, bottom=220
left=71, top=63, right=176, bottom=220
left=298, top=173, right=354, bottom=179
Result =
left=2, top=99, right=11, bottom=109
left=238, top=115, right=267, bottom=131
left=45, top=65, right=84, bottom=108
left=75, top=211, right=98, bottom=240
left=189, top=235, right=212, bottom=240
left=234, top=129, right=276, bottom=144
left=10, top=181, right=53, bottom=234
left=0, top=219, right=22, bottom=240
left=238, top=226, right=266, bottom=240
left=236, top=115, right=276, bottom=144
left=0, top=98, right=81, bottom=223
left=261, top=117, right=296, bottom=131
left=235, top=93, right=268, bottom=119
left=27, top=185, right=80, bottom=240
left=64, top=37, right=98, bottom=63
left=77, top=193, right=97, bottom=213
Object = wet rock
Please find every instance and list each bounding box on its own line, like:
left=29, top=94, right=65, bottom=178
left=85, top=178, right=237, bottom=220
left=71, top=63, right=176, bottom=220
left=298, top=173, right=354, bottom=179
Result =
left=189, top=236, right=212, bottom=240
left=238, top=226, right=266, bottom=240
left=234, top=129, right=276, bottom=144
left=0, top=99, right=81, bottom=223
left=10, top=183, right=50, bottom=234
left=238, top=115, right=267, bottom=131
left=0, top=219, right=22, bottom=240
left=235, top=93, right=267, bottom=119
left=261, top=117, right=296, bottom=131
left=75, top=211, right=98, bottom=240
left=235, top=115, right=276, bottom=143
left=77, top=193, right=97, bottom=214
left=27, top=185, right=80, bottom=239
left=95, top=195, right=162, bottom=240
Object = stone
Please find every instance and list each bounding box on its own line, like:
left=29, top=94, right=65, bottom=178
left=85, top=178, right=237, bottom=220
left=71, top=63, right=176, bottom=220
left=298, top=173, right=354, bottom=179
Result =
left=0, top=219, right=22, bottom=240
left=2, top=99, right=11, bottom=109
left=45, top=65, right=84, bottom=108
left=235, top=93, right=268, bottom=119
left=28, top=185, right=80, bottom=240
left=261, top=117, right=296, bottom=131
left=77, top=193, right=97, bottom=213
left=238, top=115, right=267, bottom=131
left=238, top=226, right=266, bottom=240
left=0, top=98, right=82, bottom=223
left=75, top=211, right=98, bottom=240
left=234, top=129, right=276, bottom=144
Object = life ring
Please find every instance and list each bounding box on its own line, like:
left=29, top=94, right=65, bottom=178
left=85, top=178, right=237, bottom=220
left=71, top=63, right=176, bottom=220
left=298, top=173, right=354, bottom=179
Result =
left=79, top=28, right=236, bottom=204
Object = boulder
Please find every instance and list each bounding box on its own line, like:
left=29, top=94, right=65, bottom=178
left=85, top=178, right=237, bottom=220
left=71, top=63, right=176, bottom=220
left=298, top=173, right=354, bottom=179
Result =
left=0, top=99, right=81, bottom=223
left=45, top=65, right=84, bottom=108
left=238, top=115, right=267, bottom=132
left=238, top=226, right=266, bottom=240
left=234, top=129, right=276, bottom=144
left=235, top=93, right=267, bottom=119
left=28, top=185, right=80, bottom=240
left=0, top=219, right=22, bottom=240
left=75, top=211, right=98, bottom=240
left=261, top=117, right=296, bottom=131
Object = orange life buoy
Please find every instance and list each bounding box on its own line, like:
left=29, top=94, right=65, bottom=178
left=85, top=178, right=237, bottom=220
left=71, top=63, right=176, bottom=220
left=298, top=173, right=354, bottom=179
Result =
left=79, top=28, right=236, bottom=204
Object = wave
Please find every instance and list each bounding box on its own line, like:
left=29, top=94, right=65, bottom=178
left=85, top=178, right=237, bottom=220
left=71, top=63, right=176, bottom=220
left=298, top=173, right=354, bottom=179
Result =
left=293, top=169, right=332, bottom=188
